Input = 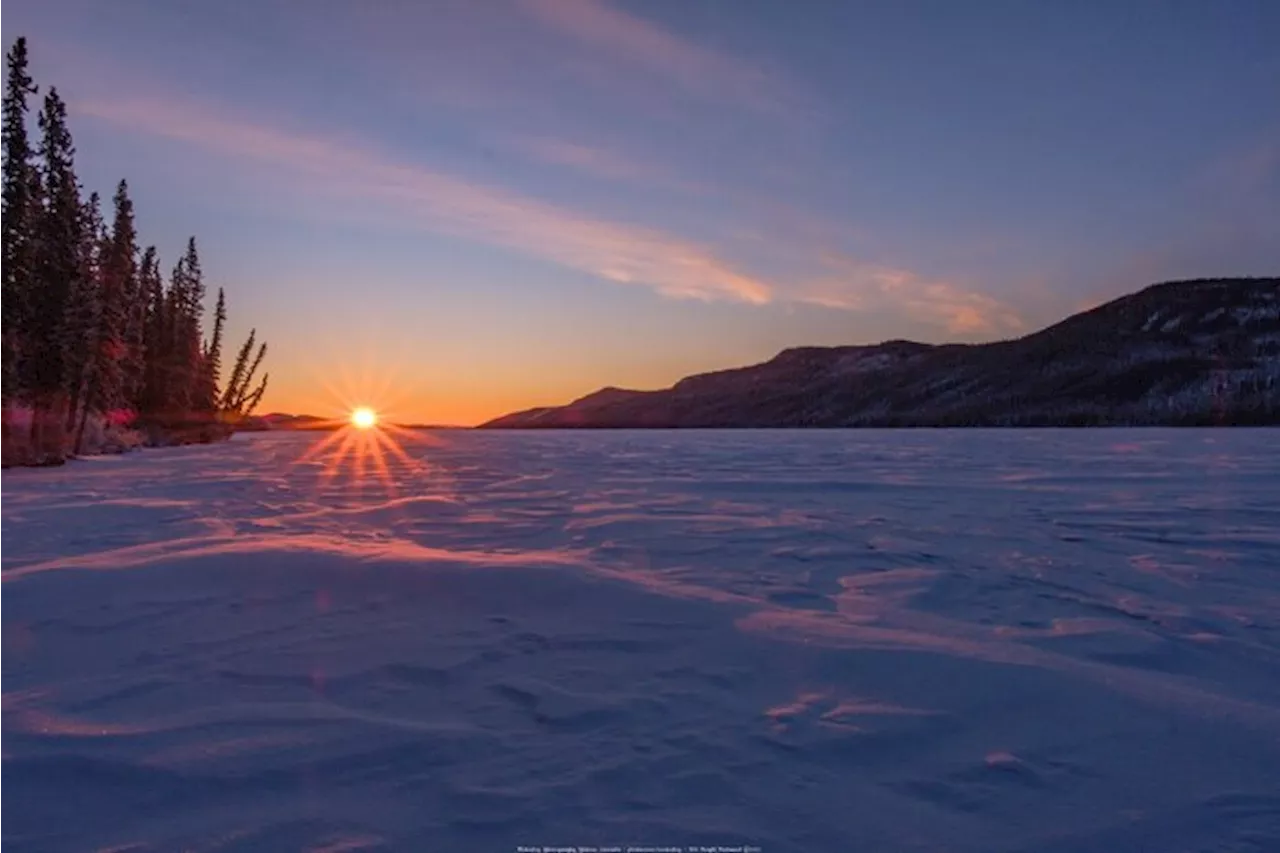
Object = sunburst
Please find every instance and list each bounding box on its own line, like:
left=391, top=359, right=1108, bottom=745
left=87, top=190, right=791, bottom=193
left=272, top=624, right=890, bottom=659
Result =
left=291, top=368, right=447, bottom=496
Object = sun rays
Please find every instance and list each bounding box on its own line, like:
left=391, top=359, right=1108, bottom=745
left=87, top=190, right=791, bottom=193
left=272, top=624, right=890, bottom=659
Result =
left=290, top=364, right=449, bottom=496
left=296, top=417, right=434, bottom=495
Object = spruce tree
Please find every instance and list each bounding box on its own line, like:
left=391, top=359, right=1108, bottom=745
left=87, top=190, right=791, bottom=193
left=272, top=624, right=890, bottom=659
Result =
left=92, top=178, right=137, bottom=418
left=180, top=237, right=206, bottom=411
left=165, top=253, right=192, bottom=412
left=4, top=37, right=270, bottom=454
left=77, top=196, right=111, bottom=448
left=221, top=329, right=254, bottom=410
left=2, top=37, right=40, bottom=407
left=31, top=87, right=83, bottom=450
left=241, top=371, right=268, bottom=418
left=222, top=333, right=268, bottom=418
left=201, top=288, right=226, bottom=411
left=139, top=246, right=166, bottom=414
left=125, top=215, right=147, bottom=395
left=78, top=178, right=136, bottom=432
left=65, top=191, right=104, bottom=436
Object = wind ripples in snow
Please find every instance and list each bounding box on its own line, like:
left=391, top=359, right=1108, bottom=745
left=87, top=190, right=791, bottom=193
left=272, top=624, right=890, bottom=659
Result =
left=3, top=428, right=1279, bottom=852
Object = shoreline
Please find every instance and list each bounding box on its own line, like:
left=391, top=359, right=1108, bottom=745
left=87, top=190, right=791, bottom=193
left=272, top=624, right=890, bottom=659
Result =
left=1, top=410, right=237, bottom=469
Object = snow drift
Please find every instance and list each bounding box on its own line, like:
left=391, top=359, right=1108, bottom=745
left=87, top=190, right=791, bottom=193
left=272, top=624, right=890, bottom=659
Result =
left=3, top=429, right=1279, bottom=851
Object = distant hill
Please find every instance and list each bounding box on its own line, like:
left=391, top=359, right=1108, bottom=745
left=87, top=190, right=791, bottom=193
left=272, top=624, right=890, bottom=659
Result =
left=236, top=413, right=332, bottom=431
left=481, top=278, right=1280, bottom=428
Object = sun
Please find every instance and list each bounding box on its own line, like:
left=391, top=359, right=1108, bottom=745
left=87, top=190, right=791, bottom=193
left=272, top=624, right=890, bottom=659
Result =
left=350, top=407, right=378, bottom=430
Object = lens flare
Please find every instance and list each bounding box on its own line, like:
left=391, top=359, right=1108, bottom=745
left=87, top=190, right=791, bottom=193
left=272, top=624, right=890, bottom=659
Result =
left=291, top=360, right=451, bottom=499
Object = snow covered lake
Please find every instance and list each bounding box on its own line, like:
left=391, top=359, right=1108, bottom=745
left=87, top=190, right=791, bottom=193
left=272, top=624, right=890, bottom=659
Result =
left=3, top=428, right=1279, bottom=852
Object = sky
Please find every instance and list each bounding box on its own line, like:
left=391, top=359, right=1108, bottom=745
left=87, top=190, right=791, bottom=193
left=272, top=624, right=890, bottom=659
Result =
left=5, top=0, right=1279, bottom=424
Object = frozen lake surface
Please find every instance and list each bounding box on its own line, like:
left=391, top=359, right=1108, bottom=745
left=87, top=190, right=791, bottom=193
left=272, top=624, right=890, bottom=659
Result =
left=3, top=429, right=1279, bottom=852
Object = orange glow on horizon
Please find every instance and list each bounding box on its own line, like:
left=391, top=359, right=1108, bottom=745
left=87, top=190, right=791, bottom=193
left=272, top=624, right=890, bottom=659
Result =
left=259, top=345, right=703, bottom=427
left=259, top=375, right=660, bottom=427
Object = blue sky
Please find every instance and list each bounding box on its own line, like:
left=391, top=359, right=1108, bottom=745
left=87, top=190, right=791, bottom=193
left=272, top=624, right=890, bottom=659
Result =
left=6, top=0, right=1279, bottom=423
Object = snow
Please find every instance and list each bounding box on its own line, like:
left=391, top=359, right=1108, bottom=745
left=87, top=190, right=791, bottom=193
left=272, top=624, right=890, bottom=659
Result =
left=833, top=352, right=905, bottom=375
left=1234, top=303, right=1280, bottom=324
left=3, top=429, right=1280, bottom=852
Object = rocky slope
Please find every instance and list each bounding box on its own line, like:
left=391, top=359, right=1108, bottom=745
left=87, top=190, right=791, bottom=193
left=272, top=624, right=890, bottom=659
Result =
left=482, top=278, right=1280, bottom=428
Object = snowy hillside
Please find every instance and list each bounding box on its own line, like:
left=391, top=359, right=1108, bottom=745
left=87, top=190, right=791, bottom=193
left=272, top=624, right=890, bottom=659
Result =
left=3, top=429, right=1280, bottom=851
left=482, top=278, right=1280, bottom=428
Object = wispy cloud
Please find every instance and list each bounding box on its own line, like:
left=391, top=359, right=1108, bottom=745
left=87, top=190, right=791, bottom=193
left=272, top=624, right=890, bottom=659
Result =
left=77, top=94, right=1024, bottom=337
left=515, top=0, right=797, bottom=113
left=799, top=257, right=1025, bottom=337
left=78, top=97, right=772, bottom=305
left=509, top=135, right=675, bottom=184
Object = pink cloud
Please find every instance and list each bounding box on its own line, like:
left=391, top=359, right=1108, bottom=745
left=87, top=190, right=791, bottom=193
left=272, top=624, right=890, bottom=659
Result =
left=798, top=256, right=1025, bottom=336
left=77, top=96, right=773, bottom=306
left=76, top=94, right=1023, bottom=336
left=510, top=135, right=675, bottom=184
left=515, top=0, right=797, bottom=112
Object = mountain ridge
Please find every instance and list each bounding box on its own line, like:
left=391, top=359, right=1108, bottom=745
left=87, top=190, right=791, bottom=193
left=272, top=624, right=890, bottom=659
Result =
left=480, top=278, right=1280, bottom=428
